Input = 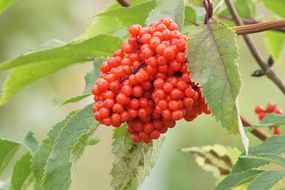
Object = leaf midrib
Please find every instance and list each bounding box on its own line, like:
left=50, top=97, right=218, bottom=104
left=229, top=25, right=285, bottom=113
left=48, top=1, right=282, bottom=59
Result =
left=118, top=143, right=144, bottom=190
left=206, top=22, right=237, bottom=118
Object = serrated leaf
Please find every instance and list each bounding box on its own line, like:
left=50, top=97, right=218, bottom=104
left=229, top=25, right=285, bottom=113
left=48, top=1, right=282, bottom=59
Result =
left=181, top=145, right=240, bottom=177
left=23, top=131, right=38, bottom=153
left=9, top=153, right=32, bottom=190
left=264, top=31, right=285, bottom=63
left=0, top=139, right=20, bottom=175
left=146, top=0, right=184, bottom=30
left=260, top=114, right=285, bottom=126
left=248, top=171, right=285, bottom=190
left=262, top=0, right=285, bottom=18
left=0, top=0, right=16, bottom=14
left=0, top=34, right=122, bottom=71
left=84, top=57, right=107, bottom=93
left=0, top=35, right=122, bottom=105
left=214, top=170, right=264, bottom=190
left=32, top=111, right=77, bottom=190
left=52, top=93, right=91, bottom=106
left=232, top=153, right=285, bottom=173
left=42, top=104, right=99, bottom=190
left=111, top=125, right=164, bottom=190
left=97, top=1, right=156, bottom=26
left=249, top=136, right=285, bottom=155
left=187, top=20, right=241, bottom=133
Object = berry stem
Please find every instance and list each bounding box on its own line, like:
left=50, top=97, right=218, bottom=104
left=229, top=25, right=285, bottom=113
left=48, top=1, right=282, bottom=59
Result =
left=241, top=116, right=269, bottom=141
left=116, top=0, right=130, bottom=7
left=233, top=20, right=285, bottom=35
left=225, top=0, right=285, bottom=96
left=203, top=0, right=213, bottom=24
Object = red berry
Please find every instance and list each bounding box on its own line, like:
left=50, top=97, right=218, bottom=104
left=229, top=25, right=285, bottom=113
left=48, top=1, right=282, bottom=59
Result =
left=163, top=47, right=175, bottom=60
left=129, top=24, right=141, bottom=36
left=273, top=127, right=281, bottom=135
left=266, top=103, right=276, bottom=113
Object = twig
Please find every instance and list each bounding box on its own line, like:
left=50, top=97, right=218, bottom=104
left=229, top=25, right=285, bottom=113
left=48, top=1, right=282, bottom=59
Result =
left=222, top=17, right=285, bottom=34
left=225, top=0, right=285, bottom=96
left=116, top=0, right=130, bottom=7
left=233, top=20, right=285, bottom=35
left=241, top=116, right=269, bottom=141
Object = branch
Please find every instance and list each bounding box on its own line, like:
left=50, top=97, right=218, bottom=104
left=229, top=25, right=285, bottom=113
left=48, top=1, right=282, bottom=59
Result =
left=222, top=17, right=285, bottom=34
left=225, top=0, right=285, bottom=96
left=233, top=20, right=285, bottom=35
left=241, top=116, right=269, bottom=141
left=116, top=0, right=130, bottom=7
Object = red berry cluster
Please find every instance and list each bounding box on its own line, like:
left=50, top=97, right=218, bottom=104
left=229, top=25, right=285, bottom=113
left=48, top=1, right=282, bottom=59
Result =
left=92, top=18, right=210, bottom=143
left=254, top=103, right=283, bottom=135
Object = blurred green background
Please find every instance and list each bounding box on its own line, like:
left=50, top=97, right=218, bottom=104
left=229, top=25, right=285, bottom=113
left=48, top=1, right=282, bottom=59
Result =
left=0, top=1, right=284, bottom=190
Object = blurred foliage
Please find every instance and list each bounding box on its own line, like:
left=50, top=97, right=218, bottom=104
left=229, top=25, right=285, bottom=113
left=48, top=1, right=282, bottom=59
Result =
left=0, top=0, right=285, bottom=190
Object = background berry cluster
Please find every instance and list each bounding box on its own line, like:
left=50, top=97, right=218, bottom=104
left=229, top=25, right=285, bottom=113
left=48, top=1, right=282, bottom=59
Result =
left=255, top=103, right=283, bottom=135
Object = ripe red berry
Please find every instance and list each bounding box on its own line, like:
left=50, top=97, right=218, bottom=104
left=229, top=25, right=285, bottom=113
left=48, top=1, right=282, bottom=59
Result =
left=273, top=127, right=281, bottom=135
left=255, top=105, right=263, bottom=114
left=129, top=24, right=141, bottom=36
left=92, top=18, right=210, bottom=143
left=163, top=47, right=175, bottom=60
left=266, top=103, right=276, bottom=113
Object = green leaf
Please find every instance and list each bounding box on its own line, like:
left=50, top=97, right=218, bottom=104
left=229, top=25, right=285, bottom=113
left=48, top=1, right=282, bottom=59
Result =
left=52, top=93, right=91, bottom=106
left=184, top=5, right=197, bottom=26
left=0, top=0, right=16, bottom=14
left=146, top=0, right=184, bottom=30
left=10, top=153, right=32, bottom=190
left=232, top=156, right=268, bottom=173
left=214, top=170, right=264, bottom=190
left=187, top=20, right=241, bottom=133
left=87, top=138, right=100, bottom=146
left=0, top=35, right=122, bottom=105
left=0, top=34, right=122, bottom=71
left=81, top=0, right=149, bottom=39
left=111, top=125, right=164, bottom=190
left=260, top=114, right=285, bottom=126
left=181, top=145, right=241, bottom=177
left=232, top=153, right=285, bottom=173
left=42, top=104, right=99, bottom=190
left=97, top=1, right=156, bottom=26
left=0, top=138, right=20, bottom=174
left=262, top=0, right=285, bottom=18
left=264, top=31, right=285, bottom=63
left=32, top=112, right=76, bottom=190
left=23, top=131, right=38, bottom=153
left=82, top=17, right=123, bottom=39
left=248, top=171, right=285, bottom=190
left=249, top=136, right=285, bottom=155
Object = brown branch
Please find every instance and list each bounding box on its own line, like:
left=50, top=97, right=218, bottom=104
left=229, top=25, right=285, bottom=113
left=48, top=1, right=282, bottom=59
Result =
left=116, top=0, right=130, bottom=7
left=241, top=116, right=269, bottom=141
left=222, top=17, right=285, bottom=34
left=233, top=20, right=285, bottom=35
left=225, top=0, right=285, bottom=96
